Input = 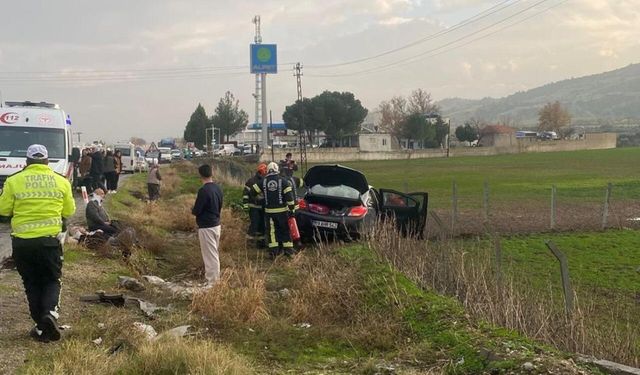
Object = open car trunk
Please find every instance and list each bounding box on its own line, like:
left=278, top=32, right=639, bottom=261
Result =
left=304, top=165, right=369, bottom=194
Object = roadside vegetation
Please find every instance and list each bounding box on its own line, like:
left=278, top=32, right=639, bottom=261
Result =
left=16, top=159, right=603, bottom=374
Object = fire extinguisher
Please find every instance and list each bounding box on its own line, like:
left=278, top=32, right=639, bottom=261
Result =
left=288, top=215, right=301, bottom=242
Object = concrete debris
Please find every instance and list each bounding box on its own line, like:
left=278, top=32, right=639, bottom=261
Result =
left=133, top=322, right=157, bottom=340
left=155, top=325, right=192, bottom=340
left=141, top=274, right=204, bottom=299
left=523, top=362, right=535, bottom=371
left=97, top=323, right=106, bottom=330
left=278, top=288, right=291, bottom=298
left=294, top=322, right=311, bottom=329
left=92, top=337, right=103, bottom=345
left=118, top=276, right=146, bottom=292
left=375, top=363, right=396, bottom=374
left=142, top=275, right=166, bottom=285
left=59, top=325, right=71, bottom=330
left=577, top=355, right=640, bottom=375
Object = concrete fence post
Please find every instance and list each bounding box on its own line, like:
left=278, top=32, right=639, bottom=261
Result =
left=451, top=180, right=458, bottom=233
left=550, top=185, right=557, bottom=230
left=545, top=240, right=574, bottom=315
left=483, top=180, right=490, bottom=223
left=601, top=183, right=612, bottom=230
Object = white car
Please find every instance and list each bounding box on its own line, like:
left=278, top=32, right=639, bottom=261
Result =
left=214, top=144, right=240, bottom=157
left=157, top=147, right=173, bottom=163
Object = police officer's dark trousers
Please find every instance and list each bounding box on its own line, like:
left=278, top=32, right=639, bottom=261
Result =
left=265, top=212, right=294, bottom=256
left=12, top=236, right=63, bottom=325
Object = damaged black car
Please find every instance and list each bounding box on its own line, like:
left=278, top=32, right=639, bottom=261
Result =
left=295, top=164, right=428, bottom=240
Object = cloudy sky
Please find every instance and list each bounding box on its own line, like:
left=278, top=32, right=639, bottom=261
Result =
left=0, top=0, right=638, bottom=143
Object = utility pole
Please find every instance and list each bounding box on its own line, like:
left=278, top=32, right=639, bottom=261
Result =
left=294, top=62, right=307, bottom=173
left=252, top=16, right=267, bottom=154
left=73, top=132, right=83, bottom=143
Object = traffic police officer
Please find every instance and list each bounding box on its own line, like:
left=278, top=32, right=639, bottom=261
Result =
left=0, top=144, right=76, bottom=342
left=261, top=162, right=295, bottom=258
left=243, top=163, right=267, bottom=247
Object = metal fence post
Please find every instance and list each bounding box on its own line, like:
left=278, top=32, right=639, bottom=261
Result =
left=550, top=185, right=557, bottom=230
left=545, top=240, right=574, bottom=315
left=601, top=183, right=612, bottom=230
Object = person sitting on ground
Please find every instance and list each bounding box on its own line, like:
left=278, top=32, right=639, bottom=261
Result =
left=85, top=188, right=120, bottom=236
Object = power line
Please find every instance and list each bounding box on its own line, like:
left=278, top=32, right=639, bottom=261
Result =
left=306, top=0, right=560, bottom=78
left=305, top=0, right=522, bottom=69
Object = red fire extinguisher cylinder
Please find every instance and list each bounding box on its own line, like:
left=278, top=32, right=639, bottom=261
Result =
left=288, top=216, right=300, bottom=242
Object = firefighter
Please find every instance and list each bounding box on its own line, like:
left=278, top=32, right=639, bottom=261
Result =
left=0, top=144, right=76, bottom=342
left=261, top=162, right=295, bottom=258
left=243, top=163, right=267, bottom=247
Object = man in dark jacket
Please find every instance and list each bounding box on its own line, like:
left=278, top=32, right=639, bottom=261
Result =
left=89, top=147, right=106, bottom=191
left=191, top=164, right=223, bottom=286
left=85, top=188, right=119, bottom=236
left=243, top=163, right=267, bottom=247
left=279, top=152, right=298, bottom=178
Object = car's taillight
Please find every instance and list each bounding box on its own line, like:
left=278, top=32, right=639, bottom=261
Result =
left=309, top=203, right=329, bottom=215
left=348, top=205, right=368, bottom=217
left=297, top=199, right=307, bottom=210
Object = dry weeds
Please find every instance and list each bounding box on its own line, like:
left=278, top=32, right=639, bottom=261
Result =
left=191, top=265, right=269, bottom=328
left=368, top=221, right=640, bottom=367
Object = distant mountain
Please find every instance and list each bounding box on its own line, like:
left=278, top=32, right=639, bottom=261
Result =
left=438, top=63, right=640, bottom=126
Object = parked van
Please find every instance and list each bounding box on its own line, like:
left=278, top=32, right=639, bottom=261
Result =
left=114, top=142, right=136, bottom=173
left=0, top=101, right=79, bottom=191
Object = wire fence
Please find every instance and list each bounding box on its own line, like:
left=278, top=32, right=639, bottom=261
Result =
left=425, top=181, right=640, bottom=238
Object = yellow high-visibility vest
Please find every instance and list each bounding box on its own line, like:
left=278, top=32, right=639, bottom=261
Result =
left=0, top=164, right=76, bottom=239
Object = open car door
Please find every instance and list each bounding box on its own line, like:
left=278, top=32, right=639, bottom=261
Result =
left=378, top=189, right=428, bottom=238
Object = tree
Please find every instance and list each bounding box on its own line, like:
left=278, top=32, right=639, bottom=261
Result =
left=401, top=113, right=434, bottom=148
left=408, top=88, right=439, bottom=115
left=211, top=91, right=249, bottom=143
left=183, top=103, right=209, bottom=149
left=455, top=123, right=479, bottom=143
left=538, top=101, right=571, bottom=132
left=282, top=98, right=323, bottom=146
left=378, top=96, right=407, bottom=144
left=129, top=137, right=147, bottom=146
left=313, top=91, right=368, bottom=146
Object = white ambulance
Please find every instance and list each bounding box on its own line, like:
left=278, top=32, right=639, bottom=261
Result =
left=0, top=101, right=79, bottom=191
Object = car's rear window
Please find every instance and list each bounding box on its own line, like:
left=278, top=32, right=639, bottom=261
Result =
left=308, top=184, right=360, bottom=200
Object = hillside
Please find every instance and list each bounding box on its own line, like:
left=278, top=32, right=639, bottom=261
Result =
left=438, top=63, right=640, bottom=126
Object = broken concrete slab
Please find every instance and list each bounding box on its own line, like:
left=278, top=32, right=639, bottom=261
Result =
left=133, top=322, right=157, bottom=340
left=142, top=275, right=166, bottom=285
left=577, top=355, right=640, bottom=375
left=118, top=276, right=145, bottom=292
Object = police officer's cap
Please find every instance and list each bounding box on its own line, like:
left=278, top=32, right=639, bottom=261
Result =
left=26, top=144, right=48, bottom=160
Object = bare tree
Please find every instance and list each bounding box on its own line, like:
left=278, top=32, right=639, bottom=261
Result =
left=378, top=96, right=407, bottom=142
left=408, top=89, right=439, bottom=115
left=538, top=101, right=571, bottom=132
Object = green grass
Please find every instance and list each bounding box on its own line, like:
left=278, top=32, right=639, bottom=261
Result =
left=491, top=230, right=640, bottom=306
left=335, top=148, right=640, bottom=208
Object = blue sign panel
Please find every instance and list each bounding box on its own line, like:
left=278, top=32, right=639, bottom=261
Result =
left=250, top=44, right=277, bottom=74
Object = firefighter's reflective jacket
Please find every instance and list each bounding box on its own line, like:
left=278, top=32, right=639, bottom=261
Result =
left=0, top=164, right=76, bottom=239
left=243, top=172, right=265, bottom=210
left=283, top=176, right=304, bottom=210
left=261, top=173, right=295, bottom=214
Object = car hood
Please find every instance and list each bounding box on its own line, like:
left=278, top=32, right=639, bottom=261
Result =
left=304, top=164, right=369, bottom=194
